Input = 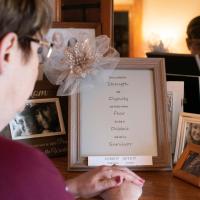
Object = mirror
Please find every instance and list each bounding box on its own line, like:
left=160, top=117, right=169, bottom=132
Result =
left=114, top=0, right=200, bottom=57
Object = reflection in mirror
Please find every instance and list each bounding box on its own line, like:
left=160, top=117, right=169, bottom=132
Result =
left=114, top=0, right=200, bottom=57
left=114, top=12, right=129, bottom=57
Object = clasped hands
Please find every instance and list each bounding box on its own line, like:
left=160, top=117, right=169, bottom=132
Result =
left=65, top=165, right=145, bottom=200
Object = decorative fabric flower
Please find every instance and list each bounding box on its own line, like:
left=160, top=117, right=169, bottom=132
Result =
left=44, top=33, right=119, bottom=96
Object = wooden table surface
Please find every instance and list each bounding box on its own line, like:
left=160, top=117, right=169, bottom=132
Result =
left=51, top=156, right=200, bottom=200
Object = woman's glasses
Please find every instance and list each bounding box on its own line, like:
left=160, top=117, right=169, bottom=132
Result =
left=26, top=37, right=54, bottom=62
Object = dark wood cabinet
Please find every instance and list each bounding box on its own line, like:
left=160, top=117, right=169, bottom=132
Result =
left=53, top=0, right=113, bottom=38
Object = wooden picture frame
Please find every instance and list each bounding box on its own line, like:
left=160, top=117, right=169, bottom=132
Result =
left=68, top=58, right=172, bottom=171
left=174, top=112, right=200, bottom=163
left=173, top=143, right=200, bottom=187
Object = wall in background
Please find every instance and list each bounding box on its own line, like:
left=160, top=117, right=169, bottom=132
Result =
left=142, top=0, right=200, bottom=55
left=114, top=0, right=200, bottom=57
left=115, top=0, right=134, bottom=5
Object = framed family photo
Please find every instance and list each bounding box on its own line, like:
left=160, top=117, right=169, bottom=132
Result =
left=9, top=98, right=65, bottom=140
left=174, top=112, right=200, bottom=163
left=173, top=143, right=200, bottom=187
left=68, top=58, right=172, bottom=171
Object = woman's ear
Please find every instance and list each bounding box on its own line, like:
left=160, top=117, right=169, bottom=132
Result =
left=0, top=32, right=18, bottom=74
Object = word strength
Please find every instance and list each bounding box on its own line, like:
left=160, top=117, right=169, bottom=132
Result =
left=107, top=81, right=128, bottom=87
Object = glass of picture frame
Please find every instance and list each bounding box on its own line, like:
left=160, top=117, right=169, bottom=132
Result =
left=68, top=58, right=172, bottom=171
left=173, top=143, right=200, bottom=187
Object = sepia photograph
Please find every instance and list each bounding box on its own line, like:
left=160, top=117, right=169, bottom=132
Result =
left=185, top=122, right=200, bottom=146
left=9, top=98, right=65, bottom=139
left=173, top=143, right=200, bottom=187
left=182, top=152, right=200, bottom=176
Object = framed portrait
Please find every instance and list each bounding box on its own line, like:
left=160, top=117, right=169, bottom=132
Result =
left=174, top=112, right=200, bottom=163
left=173, top=143, right=200, bottom=187
left=9, top=98, right=65, bottom=140
left=68, top=58, right=172, bottom=171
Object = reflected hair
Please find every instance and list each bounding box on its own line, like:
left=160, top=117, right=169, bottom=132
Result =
left=0, top=0, right=52, bottom=57
left=187, top=16, right=200, bottom=39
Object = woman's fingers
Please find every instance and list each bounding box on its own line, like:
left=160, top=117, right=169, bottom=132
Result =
left=96, top=166, right=145, bottom=187
left=65, top=166, right=145, bottom=199
left=112, top=165, right=145, bottom=183
left=98, top=176, right=122, bottom=191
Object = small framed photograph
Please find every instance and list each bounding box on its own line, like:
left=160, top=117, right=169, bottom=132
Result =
left=174, top=112, right=200, bottom=162
left=68, top=58, right=172, bottom=171
left=39, top=22, right=101, bottom=80
left=9, top=98, right=65, bottom=140
left=173, top=143, right=200, bottom=187
left=49, top=22, right=101, bottom=48
left=46, top=22, right=101, bottom=49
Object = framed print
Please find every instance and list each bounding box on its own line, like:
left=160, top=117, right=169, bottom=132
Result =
left=174, top=112, right=200, bottom=163
left=10, top=98, right=65, bottom=140
left=68, top=58, right=172, bottom=171
left=167, top=81, right=184, bottom=154
left=173, top=143, right=200, bottom=187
